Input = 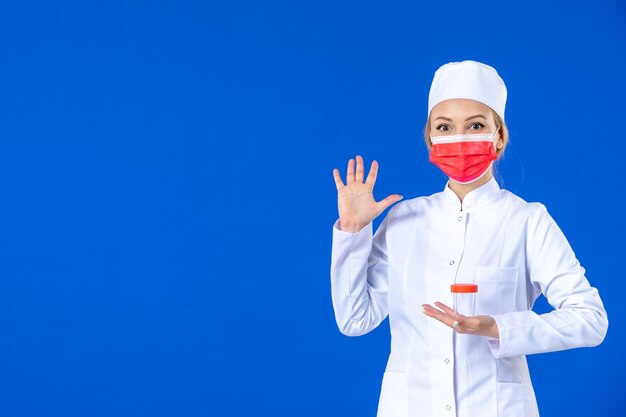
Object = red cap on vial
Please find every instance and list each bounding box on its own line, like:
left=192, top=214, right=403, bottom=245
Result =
left=451, top=283, right=478, bottom=293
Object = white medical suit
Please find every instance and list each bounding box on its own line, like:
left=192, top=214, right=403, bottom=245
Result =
left=330, top=177, right=608, bottom=417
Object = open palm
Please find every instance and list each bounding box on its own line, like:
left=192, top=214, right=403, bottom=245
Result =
left=332, top=155, right=403, bottom=233
left=422, top=302, right=499, bottom=339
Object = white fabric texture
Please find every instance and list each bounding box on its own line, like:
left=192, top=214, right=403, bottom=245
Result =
left=330, top=177, right=608, bottom=417
left=428, top=60, right=507, bottom=120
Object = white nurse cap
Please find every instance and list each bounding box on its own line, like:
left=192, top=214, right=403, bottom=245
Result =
left=428, top=60, right=507, bottom=121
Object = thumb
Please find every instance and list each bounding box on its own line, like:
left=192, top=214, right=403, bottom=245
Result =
left=376, top=194, right=403, bottom=213
left=452, top=315, right=466, bottom=331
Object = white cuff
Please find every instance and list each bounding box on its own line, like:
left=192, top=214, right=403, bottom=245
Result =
left=487, top=314, right=507, bottom=358
left=332, top=218, right=371, bottom=235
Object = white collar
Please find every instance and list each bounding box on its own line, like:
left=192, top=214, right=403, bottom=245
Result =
left=442, top=176, right=502, bottom=212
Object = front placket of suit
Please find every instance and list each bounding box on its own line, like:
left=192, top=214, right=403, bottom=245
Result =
left=452, top=207, right=471, bottom=417
left=425, top=203, right=467, bottom=417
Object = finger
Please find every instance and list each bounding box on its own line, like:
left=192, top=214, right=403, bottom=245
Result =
left=355, top=155, right=364, bottom=183
left=451, top=315, right=472, bottom=333
left=332, top=168, right=345, bottom=190
left=365, top=160, right=378, bottom=186
left=423, top=304, right=461, bottom=329
left=421, top=304, right=452, bottom=325
left=434, top=301, right=457, bottom=316
left=375, top=194, right=404, bottom=213
left=346, top=158, right=355, bottom=183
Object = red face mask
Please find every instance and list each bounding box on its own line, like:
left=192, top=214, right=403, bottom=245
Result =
left=429, top=132, right=498, bottom=184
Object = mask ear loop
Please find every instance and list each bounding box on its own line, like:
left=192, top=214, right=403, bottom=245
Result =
left=492, top=128, right=501, bottom=150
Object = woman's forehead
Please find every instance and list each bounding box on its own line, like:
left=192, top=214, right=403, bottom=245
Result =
left=430, top=99, right=493, bottom=119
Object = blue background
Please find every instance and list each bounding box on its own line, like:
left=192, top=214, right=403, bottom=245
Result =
left=0, top=1, right=624, bottom=416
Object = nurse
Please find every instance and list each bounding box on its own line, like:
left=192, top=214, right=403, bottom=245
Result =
left=330, top=60, right=608, bottom=417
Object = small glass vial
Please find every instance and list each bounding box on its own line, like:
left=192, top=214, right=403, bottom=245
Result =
left=451, top=283, right=478, bottom=317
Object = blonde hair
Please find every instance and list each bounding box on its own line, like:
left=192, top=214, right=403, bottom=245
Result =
left=423, top=110, right=509, bottom=158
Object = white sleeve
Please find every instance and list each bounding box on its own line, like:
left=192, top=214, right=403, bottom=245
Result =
left=330, top=209, right=393, bottom=336
left=488, top=204, right=609, bottom=358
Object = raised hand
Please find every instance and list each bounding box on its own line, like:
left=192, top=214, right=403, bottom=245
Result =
left=332, top=155, right=403, bottom=233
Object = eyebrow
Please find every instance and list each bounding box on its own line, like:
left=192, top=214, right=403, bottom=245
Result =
left=434, top=114, right=488, bottom=122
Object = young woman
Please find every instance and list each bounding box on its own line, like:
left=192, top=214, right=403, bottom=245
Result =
left=330, top=60, right=608, bottom=417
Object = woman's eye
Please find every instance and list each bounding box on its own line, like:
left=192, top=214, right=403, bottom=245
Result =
left=436, top=124, right=450, bottom=132
left=468, top=123, right=485, bottom=130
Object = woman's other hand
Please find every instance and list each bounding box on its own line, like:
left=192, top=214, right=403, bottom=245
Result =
left=421, top=301, right=500, bottom=339
left=332, top=155, right=403, bottom=233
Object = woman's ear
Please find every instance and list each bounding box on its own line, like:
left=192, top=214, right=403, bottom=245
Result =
left=495, top=128, right=503, bottom=149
